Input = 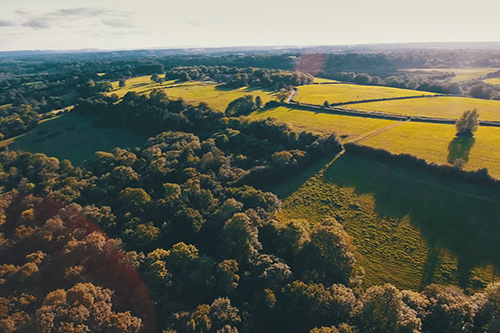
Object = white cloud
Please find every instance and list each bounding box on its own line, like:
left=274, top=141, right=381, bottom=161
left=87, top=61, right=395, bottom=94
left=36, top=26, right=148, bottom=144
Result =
left=101, top=19, right=136, bottom=29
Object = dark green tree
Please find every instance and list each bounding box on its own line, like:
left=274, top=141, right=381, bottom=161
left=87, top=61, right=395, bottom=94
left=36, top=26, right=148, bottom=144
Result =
left=255, top=96, right=262, bottom=109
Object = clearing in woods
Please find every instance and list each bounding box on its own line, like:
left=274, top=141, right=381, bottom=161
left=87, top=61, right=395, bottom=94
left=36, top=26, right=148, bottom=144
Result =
left=0, top=113, right=146, bottom=165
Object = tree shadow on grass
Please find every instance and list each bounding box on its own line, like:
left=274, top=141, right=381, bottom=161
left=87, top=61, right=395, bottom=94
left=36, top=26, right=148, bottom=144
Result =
left=262, top=156, right=335, bottom=199
left=323, top=155, right=500, bottom=289
left=447, top=137, right=475, bottom=164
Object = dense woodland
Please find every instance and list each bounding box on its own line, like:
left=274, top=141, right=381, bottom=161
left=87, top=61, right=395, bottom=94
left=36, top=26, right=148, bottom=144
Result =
left=2, top=48, right=500, bottom=332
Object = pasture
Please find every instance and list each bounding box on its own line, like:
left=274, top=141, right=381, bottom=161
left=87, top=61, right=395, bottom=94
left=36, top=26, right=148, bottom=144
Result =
left=311, top=78, right=339, bottom=83
left=361, top=122, right=500, bottom=179
left=294, top=83, right=435, bottom=105
left=277, top=154, right=500, bottom=291
left=249, top=106, right=397, bottom=139
left=346, top=96, right=500, bottom=121
left=110, top=76, right=278, bottom=111
left=483, top=78, right=500, bottom=85
left=404, top=68, right=500, bottom=82
left=0, top=113, right=146, bottom=165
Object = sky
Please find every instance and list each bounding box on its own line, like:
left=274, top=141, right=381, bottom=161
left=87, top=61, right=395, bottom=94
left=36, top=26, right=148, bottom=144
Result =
left=1, top=0, right=499, bottom=52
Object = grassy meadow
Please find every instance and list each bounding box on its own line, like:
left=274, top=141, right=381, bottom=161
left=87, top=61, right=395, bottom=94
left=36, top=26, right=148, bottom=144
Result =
left=0, top=113, right=146, bottom=165
left=276, top=154, right=500, bottom=291
left=110, top=76, right=278, bottom=111
left=483, top=78, right=500, bottom=85
left=346, top=96, right=500, bottom=121
left=249, top=106, right=397, bottom=139
left=294, top=83, right=435, bottom=105
left=311, top=78, right=339, bottom=83
left=361, top=122, right=500, bottom=179
left=404, top=68, right=500, bottom=82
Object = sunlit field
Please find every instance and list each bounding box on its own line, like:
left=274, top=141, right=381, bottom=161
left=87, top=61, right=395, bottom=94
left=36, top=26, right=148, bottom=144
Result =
left=110, top=76, right=278, bottom=111
left=361, top=121, right=500, bottom=178
left=404, top=68, right=500, bottom=82
left=483, top=78, right=500, bottom=85
left=249, top=106, right=396, bottom=139
left=294, top=83, right=435, bottom=105
left=311, top=77, right=339, bottom=83
left=346, top=96, right=500, bottom=121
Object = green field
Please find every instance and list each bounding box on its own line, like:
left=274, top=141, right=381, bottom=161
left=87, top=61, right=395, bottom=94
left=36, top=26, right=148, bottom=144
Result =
left=277, top=154, right=500, bottom=291
left=0, top=113, right=146, bottom=165
left=294, top=83, right=435, bottom=105
left=312, top=78, right=339, bottom=83
left=110, top=76, right=186, bottom=98
left=483, top=78, right=500, bottom=86
left=360, top=122, right=500, bottom=179
left=346, top=96, right=500, bottom=121
left=111, top=76, right=279, bottom=111
left=250, top=106, right=397, bottom=139
left=405, top=68, right=500, bottom=82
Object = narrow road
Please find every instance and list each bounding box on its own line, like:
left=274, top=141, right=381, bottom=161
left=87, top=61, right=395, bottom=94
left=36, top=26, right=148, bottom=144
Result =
left=285, top=88, right=298, bottom=103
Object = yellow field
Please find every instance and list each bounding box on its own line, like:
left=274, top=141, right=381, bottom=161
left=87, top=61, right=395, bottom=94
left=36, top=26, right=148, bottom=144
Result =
left=404, top=68, right=500, bottom=82
left=110, top=76, right=279, bottom=111
left=347, top=96, right=500, bottom=121
left=295, top=83, right=435, bottom=105
left=483, top=78, right=500, bottom=85
left=249, top=106, right=396, bottom=139
left=312, top=77, right=339, bottom=83
left=361, top=122, right=500, bottom=178
left=0, top=104, right=11, bottom=110
left=110, top=76, right=181, bottom=97
left=160, top=84, right=278, bottom=111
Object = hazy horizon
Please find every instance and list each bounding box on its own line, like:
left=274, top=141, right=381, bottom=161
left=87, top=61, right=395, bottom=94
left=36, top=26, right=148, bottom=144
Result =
left=1, top=0, right=500, bottom=52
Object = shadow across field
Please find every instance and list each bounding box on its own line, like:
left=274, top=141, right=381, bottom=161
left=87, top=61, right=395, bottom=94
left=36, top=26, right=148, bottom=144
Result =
left=5, top=113, right=146, bottom=165
left=323, top=155, right=500, bottom=289
left=264, top=156, right=334, bottom=199
left=447, top=137, right=476, bottom=164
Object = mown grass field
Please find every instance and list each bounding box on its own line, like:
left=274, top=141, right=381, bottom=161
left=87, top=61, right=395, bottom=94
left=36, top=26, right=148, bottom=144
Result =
left=110, top=76, right=278, bottom=111
left=294, top=83, right=435, bottom=105
left=483, top=78, right=500, bottom=85
left=361, top=122, right=500, bottom=179
left=249, top=106, right=397, bottom=139
left=347, top=96, right=500, bottom=121
left=0, top=113, right=146, bottom=165
left=276, top=154, right=500, bottom=291
left=404, top=68, right=499, bottom=82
